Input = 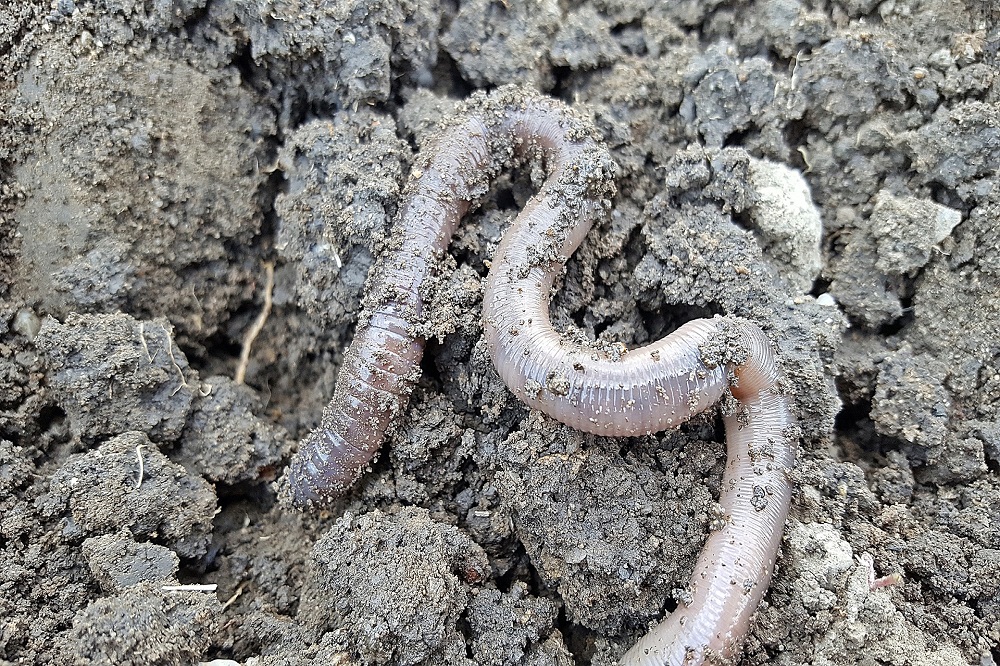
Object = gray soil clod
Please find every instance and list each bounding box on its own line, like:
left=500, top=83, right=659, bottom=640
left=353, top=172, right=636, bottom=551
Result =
left=38, top=431, right=218, bottom=559
left=1, top=0, right=998, bottom=665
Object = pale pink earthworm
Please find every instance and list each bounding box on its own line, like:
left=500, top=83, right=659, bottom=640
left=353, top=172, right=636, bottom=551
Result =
left=283, top=86, right=797, bottom=665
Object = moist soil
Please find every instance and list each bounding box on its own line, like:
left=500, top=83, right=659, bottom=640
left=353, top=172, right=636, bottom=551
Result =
left=1, top=1, right=998, bottom=665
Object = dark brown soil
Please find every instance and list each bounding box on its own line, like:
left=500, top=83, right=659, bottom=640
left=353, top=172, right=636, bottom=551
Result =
left=1, top=1, right=997, bottom=665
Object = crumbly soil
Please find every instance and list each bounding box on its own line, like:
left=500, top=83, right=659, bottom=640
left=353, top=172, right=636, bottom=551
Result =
left=1, top=1, right=998, bottom=665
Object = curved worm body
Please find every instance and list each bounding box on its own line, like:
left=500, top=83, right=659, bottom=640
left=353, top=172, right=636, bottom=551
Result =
left=284, top=87, right=797, bottom=665
left=285, top=88, right=614, bottom=505
left=615, top=332, right=795, bottom=666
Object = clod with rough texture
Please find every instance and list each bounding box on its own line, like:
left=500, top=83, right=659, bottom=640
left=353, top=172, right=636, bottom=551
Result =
left=283, top=86, right=797, bottom=666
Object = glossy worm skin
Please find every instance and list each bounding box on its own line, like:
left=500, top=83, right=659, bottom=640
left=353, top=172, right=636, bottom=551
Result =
left=616, top=328, right=796, bottom=666
left=284, top=87, right=797, bottom=665
left=284, top=87, right=614, bottom=505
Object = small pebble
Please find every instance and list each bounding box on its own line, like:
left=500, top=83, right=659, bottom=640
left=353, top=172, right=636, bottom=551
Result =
left=816, top=293, right=837, bottom=307
left=12, top=308, right=42, bottom=340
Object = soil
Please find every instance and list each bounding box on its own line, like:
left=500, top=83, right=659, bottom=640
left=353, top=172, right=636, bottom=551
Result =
left=1, top=1, right=998, bottom=665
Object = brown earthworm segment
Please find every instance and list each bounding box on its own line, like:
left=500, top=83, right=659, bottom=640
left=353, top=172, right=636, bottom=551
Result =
left=282, top=86, right=797, bottom=666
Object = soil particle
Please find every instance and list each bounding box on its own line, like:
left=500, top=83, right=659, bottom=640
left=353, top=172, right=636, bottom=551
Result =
left=0, top=439, right=34, bottom=497
left=10, top=47, right=273, bottom=342
left=492, top=411, right=717, bottom=636
left=0, top=314, right=48, bottom=442
left=735, top=0, right=830, bottom=58
left=49, top=238, right=134, bottom=313
left=38, top=431, right=217, bottom=559
left=34, top=313, right=196, bottom=444
left=793, top=37, right=910, bottom=136
left=868, top=192, right=962, bottom=276
left=300, top=506, right=489, bottom=665
left=784, top=36, right=915, bottom=212
left=971, top=548, right=1000, bottom=623
left=387, top=393, right=469, bottom=503
left=441, top=0, right=561, bottom=89
left=202, top=502, right=314, bottom=646
left=275, top=110, right=410, bottom=333
left=413, top=259, right=484, bottom=346
left=62, top=580, right=219, bottom=666
left=762, top=526, right=968, bottom=666
left=746, top=158, right=823, bottom=293
left=11, top=306, right=42, bottom=340
left=465, top=583, right=568, bottom=666
left=178, top=375, right=291, bottom=485
left=871, top=350, right=953, bottom=467
left=685, top=46, right=779, bottom=148
left=549, top=7, right=622, bottom=71
left=68, top=0, right=205, bottom=41
left=566, top=55, right=696, bottom=181
left=636, top=154, right=773, bottom=317
left=900, top=101, right=1000, bottom=200
left=0, top=438, right=94, bottom=663
left=829, top=221, right=908, bottom=329
left=908, top=253, right=1000, bottom=403
left=830, top=191, right=963, bottom=329
left=81, top=528, right=180, bottom=594
left=218, top=0, right=441, bottom=113
left=783, top=521, right=854, bottom=611
left=868, top=449, right=917, bottom=506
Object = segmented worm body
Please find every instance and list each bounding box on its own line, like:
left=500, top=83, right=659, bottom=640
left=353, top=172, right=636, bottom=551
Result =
left=285, top=87, right=797, bottom=666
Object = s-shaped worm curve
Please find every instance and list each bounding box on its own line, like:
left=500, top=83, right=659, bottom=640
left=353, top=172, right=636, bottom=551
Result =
left=283, top=86, right=797, bottom=666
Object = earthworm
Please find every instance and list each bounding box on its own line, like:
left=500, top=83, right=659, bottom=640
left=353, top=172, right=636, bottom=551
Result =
left=284, top=86, right=797, bottom=665
left=283, top=87, right=614, bottom=505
